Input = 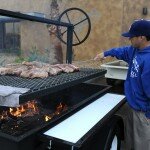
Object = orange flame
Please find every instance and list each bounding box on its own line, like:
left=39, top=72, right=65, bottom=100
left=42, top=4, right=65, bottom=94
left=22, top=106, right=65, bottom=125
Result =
left=44, top=102, right=68, bottom=122
left=0, top=101, right=67, bottom=122
left=9, top=100, right=39, bottom=117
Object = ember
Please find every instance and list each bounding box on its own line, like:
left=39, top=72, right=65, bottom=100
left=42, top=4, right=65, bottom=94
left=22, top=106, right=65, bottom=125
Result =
left=45, top=115, right=53, bottom=122
left=0, top=100, right=68, bottom=136
left=0, top=111, right=9, bottom=120
left=45, top=102, right=68, bottom=122
left=55, top=102, right=68, bottom=115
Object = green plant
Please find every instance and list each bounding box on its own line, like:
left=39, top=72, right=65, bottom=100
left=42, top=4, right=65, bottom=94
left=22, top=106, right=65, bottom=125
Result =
left=14, top=57, right=28, bottom=63
left=27, top=46, right=50, bottom=63
left=13, top=46, right=51, bottom=63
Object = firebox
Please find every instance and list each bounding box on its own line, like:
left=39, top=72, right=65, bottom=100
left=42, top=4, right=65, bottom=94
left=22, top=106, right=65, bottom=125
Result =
left=0, top=83, right=113, bottom=150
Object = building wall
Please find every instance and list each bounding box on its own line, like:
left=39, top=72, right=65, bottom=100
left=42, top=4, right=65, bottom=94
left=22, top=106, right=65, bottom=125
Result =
left=0, top=0, right=53, bottom=63
left=0, top=0, right=150, bottom=63
left=121, top=0, right=150, bottom=45
left=0, top=0, right=50, bottom=13
left=20, top=21, right=51, bottom=57
left=61, top=0, right=123, bottom=61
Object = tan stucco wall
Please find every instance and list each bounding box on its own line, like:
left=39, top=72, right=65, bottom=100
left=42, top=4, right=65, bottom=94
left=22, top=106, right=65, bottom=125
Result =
left=0, top=0, right=54, bottom=63
left=63, top=0, right=123, bottom=61
left=1, top=0, right=150, bottom=63
left=121, top=0, right=150, bottom=45
left=0, top=0, right=50, bottom=13
left=20, top=21, right=50, bottom=54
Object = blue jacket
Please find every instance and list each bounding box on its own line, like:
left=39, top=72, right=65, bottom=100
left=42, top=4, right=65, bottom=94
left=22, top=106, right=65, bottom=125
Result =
left=104, top=46, right=150, bottom=118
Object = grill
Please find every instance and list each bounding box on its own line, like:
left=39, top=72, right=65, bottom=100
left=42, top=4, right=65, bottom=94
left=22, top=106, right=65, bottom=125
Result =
left=0, top=68, right=106, bottom=103
left=0, top=9, right=125, bottom=150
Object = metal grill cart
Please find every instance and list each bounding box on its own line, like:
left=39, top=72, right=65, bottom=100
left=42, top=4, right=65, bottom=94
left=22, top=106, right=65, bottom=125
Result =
left=0, top=9, right=125, bottom=150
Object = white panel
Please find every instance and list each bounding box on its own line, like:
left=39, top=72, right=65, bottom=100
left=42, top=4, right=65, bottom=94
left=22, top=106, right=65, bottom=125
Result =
left=44, top=93, right=125, bottom=143
left=101, top=60, right=128, bottom=80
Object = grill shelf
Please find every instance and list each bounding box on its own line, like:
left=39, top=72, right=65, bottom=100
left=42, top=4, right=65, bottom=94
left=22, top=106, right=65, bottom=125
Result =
left=0, top=68, right=106, bottom=103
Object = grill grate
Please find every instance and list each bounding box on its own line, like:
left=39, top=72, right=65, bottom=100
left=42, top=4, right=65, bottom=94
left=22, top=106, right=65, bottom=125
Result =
left=0, top=68, right=106, bottom=103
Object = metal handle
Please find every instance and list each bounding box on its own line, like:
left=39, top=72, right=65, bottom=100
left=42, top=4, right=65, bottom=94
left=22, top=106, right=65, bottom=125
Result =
left=47, top=140, right=52, bottom=150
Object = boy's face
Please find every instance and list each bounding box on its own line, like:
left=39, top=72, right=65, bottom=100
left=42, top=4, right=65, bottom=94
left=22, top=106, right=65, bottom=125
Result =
left=129, top=36, right=145, bottom=49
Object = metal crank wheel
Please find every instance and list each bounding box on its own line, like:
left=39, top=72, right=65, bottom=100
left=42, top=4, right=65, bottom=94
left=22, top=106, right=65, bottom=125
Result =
left=57, top=7, right=91, bottom=46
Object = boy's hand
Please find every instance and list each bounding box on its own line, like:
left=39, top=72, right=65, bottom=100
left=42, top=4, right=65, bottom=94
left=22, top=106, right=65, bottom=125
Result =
left=94, top=52, right=105, bottom=61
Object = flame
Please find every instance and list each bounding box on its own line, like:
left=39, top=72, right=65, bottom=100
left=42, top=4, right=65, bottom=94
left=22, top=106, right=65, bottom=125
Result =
left=55, top=102, right=67, bottom=115
left=45, top=115, right=53, bottom=122
left=9, top=100, right=39, bottom=117
left=0, top=100, right=67, bottom=123
left=55, top=102, right=63, bottom=115
left=44, top=102, right=68, bottom=122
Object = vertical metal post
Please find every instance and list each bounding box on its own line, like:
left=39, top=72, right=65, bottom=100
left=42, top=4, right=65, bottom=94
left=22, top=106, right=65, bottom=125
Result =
left=66, top=25, right=74, bottom=64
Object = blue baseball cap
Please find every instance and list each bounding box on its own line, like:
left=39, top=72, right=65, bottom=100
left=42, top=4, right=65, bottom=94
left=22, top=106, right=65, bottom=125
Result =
left=122, top=19, right=150, bottom=38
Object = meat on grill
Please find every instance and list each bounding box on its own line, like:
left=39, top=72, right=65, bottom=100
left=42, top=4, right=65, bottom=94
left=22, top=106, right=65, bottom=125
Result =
left=20, top=70, right=31, bottom=78
left=22, top=61, right=47, bottom=68
left=53, top=64, right=79, bottom=73
left=0, top=67, right=13, bottom=75
left=0, top=61, right=79, bottom=78
left=13, top=66, right=29, bottom=76
left=29, top=69, right=49, bottom=78
left=68, top=64, right=79, bottom=71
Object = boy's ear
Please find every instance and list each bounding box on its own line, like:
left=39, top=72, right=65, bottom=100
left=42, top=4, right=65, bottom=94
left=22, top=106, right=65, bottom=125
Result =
left=140, top=36, right=146, bottom=40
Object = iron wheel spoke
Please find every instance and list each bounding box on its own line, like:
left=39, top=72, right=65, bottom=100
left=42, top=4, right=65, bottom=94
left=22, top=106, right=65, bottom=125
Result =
left=65, top=12, right=71, bottom=24
left=61, top=29, right=67, bottom=36
left=74, top=18, right=88, bottom=27
left=73, top=30, right=81, bottom=43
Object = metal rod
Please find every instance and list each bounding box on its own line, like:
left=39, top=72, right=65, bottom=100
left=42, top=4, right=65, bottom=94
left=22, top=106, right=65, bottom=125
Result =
left=66, top=26, right=74, bottom=64
left=73, top=30, right=81, bottom=43
left=74, top=18, right=87, bottom=27
left=66, top=12, right=71, bottom=24
left=0, top=9, right=72, bottom=27
left=61, top=29, right=67, bottom=36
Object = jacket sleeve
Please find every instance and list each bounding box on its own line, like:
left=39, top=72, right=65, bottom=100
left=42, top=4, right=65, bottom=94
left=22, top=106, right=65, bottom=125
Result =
left=104, top=46, right=132, bottom=63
